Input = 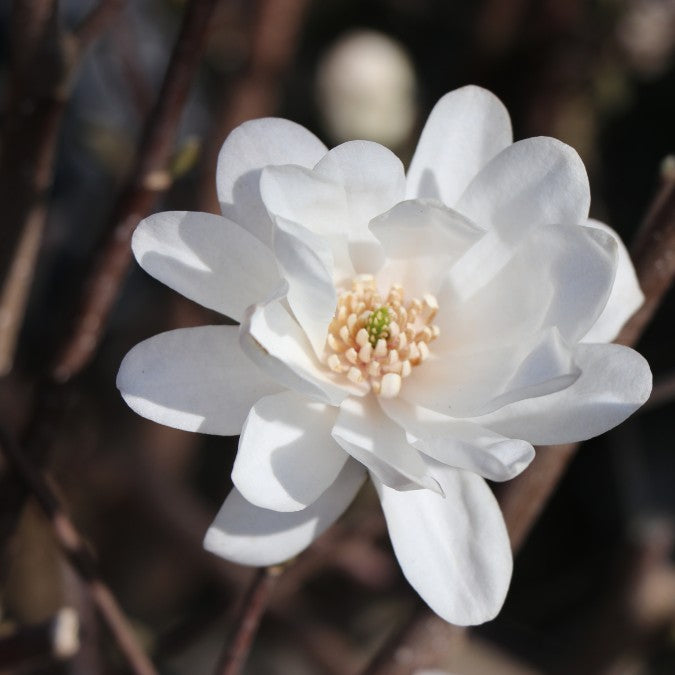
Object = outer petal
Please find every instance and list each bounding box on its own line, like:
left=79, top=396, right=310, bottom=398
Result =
left=437, top=223, right=618, bottom=351
left=117, top=326, right=281, bottom=435
left=583, top=219, right=644, bottom=343
left=406, top=85, right=513, bottom=205
left=402, top=327, right=579, bottom=418
left=475, top=343, right=652, bottom=445
left=455, top=137, right=590, bottom=233
left=239, top=285, right=364, bottom=405
left=374, top=461, right=512, bottom=626
left=132, top=211, right=280, bottom=322
left=204, top=459, right=366, bottom=566
left=331, top=395, right=442, bottom=494
left=217, top=118, right=327, bottom=246
left=380, top=398, right=534, bottom=482
left=232, top=391, right=349, bottom=512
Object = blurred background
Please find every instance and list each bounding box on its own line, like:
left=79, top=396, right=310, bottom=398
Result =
left=1, top=0, right=675, bottom=673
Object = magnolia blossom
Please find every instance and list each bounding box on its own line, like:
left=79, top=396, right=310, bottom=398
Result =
left=117, top=86, right=652, bottom=626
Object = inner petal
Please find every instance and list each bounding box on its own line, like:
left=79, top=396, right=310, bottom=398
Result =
left=325, top=275, right=440, bottom=398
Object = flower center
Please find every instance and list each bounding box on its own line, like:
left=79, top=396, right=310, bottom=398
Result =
left=325, top=275, right=440, bottom=398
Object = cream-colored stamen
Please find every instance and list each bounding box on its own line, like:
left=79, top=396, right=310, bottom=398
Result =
left=325, top=275, right=440, bottom=398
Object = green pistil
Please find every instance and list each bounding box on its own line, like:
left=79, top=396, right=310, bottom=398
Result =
left=367, top=306, right=391, bottom=347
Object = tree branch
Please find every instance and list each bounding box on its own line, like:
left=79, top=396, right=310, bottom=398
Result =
left=214, top=566, right=283, bottom=675
left=52, top=0, right=219, bottom=382
left=0, top=0, right=124, bottom=377
left=0, top=428, right=158, bottom=675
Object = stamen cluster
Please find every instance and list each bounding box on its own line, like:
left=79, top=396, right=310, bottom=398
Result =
left=326, top=275, right=440, bottom=398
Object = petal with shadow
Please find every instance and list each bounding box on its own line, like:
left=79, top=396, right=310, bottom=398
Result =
left=204, top=459, right=366, bottom=566
left=117, top=325, right=281, bottom=435
left=217, top=118, right=327, bottom=246
left=132, top=211, right=280, bottom=322
left=232, top=391, right=349, bottom=512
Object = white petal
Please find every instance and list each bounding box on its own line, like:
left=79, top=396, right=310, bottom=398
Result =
left=402, top=327, right=579, bottom=418
left=132, top=211, right=280, bottom=322
left=217, top=118, right=327, bottom=247
left=476, top=343, right=652, bottom=445
left=582, top=219, right=644, bottom=343
left=232, top=391, right=349, bottom=512
left=117, top=326, right=281, bottom=435
left=204, top=459, right=366, bottom=566
left=369, top=199, right=483, bottom=296
left=313, top=140, right=406, bottom=273
left=272, top=216, right=337, bottom=356
left=239, top=285, right=363, bottom=405
left=456, top=136, right=590, bottom=232
left=374, top=462, right=512, bottom=626
left=261, top=165, right=354, bottom=282
left=261, top=141, right=406, bottom=276
left=380, top=398, right=534, bottom=482
left=406, top=85, right=513, bottom=205
left=331, top=395, right=441, bottom=493
left=437, top=223, right=618, bottom=351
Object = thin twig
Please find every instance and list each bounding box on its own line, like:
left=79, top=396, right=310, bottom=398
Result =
left=359, top=160, right=675, bottom=675
left=73, top=0, right=124, bottom=53
left=0, top=0, right=123, bottom=376
left=616, top=161, right=675, bottom=348
left=0, top=428, right=159, bottom=675
left=0, top=0, right=218, bottom=573
left=52, top=0, right=219, bottom=382
left=0, top=0, right=64, bottom=376
left=198, top=0, right=311, bottom=213
left=214, top=566, right=283, bottom=675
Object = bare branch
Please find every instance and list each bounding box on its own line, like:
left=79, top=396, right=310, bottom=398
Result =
left=73, top=0, right=124, bottom=53
left=52, top=0, right=219, bottom=382
left=214, top=566, right=283, bottom=675
left=198, top=0, right=311, bottom=213
left=0, top=0, right=123, bottom=376
left=0, top=0, right=66, bottom=375
left=0, top=428, right=159, bottom=675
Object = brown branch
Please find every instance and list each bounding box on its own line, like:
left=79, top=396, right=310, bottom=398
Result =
left=615, top=161, right=675, bottom=348
left=73, top=0, right=124, bottom=53
left=360, top=606, right=465, bottom=675
left=0, top=607, right=80, bottom=669
left=360, top=160, right=675, bottom=675
left=0, top=0, right=218, bottom=588
left=52, top=0, right=219, bottom=382
left=0, top=428, right=159, bottom=675
left=0, top=0, right=123, bottom=377
left=214, top=566, right=283, bottom=675
left=198, top=0, right=311, bottom=213
left=0, top=0, right=66, bottom=376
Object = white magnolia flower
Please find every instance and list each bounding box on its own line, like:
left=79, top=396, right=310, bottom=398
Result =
left=117, top=86, right=652, bottom=626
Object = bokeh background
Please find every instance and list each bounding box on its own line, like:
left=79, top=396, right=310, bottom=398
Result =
left=1, top=0, right=675, bottom=673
